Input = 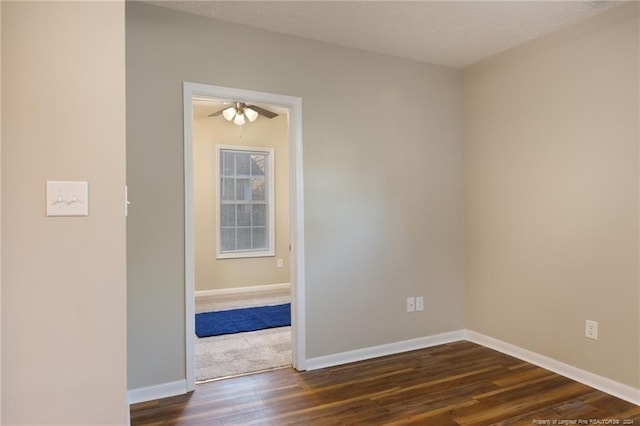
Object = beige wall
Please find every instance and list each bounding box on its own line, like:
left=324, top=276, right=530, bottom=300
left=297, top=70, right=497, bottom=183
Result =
left=127, top=2, right=464, bottom=390
left=464, top=3, right=639, bottom=387
left=2, top=2, right=128, bottom=424
left=193, top=104, right=290, bottom=291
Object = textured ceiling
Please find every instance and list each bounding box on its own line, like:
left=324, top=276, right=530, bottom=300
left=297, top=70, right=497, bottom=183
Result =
left=146, top=1, right=623, bottom=68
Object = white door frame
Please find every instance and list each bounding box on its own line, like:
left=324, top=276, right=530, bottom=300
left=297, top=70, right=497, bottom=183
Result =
left=182, top=82, right=306, bottom=391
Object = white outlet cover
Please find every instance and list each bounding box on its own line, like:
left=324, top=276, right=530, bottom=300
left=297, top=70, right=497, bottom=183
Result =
left=416, top=296, right=424, bottom=311
left=46, top=181, right=89, bottom=217
left=585, top=319, right=598, bottom=340
left=406, top=297, right=415, bottom=312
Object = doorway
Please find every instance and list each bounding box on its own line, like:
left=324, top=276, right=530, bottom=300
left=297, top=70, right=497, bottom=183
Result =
left=192, top=97, right=290, bottom=381
left=182, top=83, right=306, bottom=391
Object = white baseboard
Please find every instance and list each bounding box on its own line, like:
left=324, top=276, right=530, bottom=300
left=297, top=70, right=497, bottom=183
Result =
left=305, top=329, right=466, bottom=371
left=128, top=379, right=188, bottom=405
left=128, top=329, right=639, bottom=407
left=465, top=330, right=640, bottom=406
left=195, top=282, right=290, bottom=298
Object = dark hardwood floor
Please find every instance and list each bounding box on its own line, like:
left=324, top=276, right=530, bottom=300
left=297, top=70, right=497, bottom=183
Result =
left=130, top=341, right=640, bottom=425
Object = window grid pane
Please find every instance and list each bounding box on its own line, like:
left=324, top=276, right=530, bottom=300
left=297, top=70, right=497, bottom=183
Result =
left=219, top=148, right=271, bottom=255
left=220, top=228, right=236, bottom=252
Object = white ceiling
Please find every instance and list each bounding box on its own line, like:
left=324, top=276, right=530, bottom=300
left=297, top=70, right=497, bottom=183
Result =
left=147, top=1, right=623, bottom=68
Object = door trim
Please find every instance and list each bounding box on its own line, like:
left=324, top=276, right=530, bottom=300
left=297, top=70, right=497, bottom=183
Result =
left=182, top=82, right=306, bottom=391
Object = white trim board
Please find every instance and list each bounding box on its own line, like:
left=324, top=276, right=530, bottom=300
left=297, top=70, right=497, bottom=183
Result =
left=195, top=283, right=290, bottom=298
left=126, top=330, right=640, bottom=406
left=128, top=380, right=187, bottom=405
left=306, top=330, right=466, bottom=371
left=465, top=330, right=640, bottom=406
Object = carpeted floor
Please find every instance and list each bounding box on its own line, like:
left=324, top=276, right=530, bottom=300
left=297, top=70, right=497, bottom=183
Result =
left=195, top=287, right=292, bottom=382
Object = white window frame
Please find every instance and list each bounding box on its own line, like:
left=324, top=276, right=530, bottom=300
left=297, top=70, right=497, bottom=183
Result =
left=216, top=144, right=275, bottom=259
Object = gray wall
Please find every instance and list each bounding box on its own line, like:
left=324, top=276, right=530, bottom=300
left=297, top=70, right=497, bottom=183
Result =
left=127, top=2, right=465, bottom=389
left=464, top=3, right=639, bottom=387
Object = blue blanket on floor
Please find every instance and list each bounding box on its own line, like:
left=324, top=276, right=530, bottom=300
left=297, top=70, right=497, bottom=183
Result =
left=195, top=303, right=291, bottom=338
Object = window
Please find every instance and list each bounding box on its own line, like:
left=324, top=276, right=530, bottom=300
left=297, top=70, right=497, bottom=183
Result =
left=216, top=145, right=275, bottom=258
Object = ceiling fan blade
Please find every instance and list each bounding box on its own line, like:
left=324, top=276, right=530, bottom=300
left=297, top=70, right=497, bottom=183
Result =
left=207, top=108, right=226, bottom=117
left=246, top=105, right=278, bottom=119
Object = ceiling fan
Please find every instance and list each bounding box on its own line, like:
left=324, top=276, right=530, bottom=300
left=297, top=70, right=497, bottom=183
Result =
left=208, top=102, right=278, bottom=126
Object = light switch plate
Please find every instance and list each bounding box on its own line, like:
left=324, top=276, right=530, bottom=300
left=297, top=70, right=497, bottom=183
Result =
left=46, top=181, right=89, bottom=217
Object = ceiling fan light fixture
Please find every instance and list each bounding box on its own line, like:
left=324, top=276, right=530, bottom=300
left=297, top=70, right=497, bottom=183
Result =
left=209, top=101, right=277, bottom=125
left=245, top=107, right=258, bottom=122
left=233, top=112, right=246, bottom=125
left=222, top=107, right=236, bottom=121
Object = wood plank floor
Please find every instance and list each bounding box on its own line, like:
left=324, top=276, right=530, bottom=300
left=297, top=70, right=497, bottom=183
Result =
left=130, top=341, right=640, bottom=425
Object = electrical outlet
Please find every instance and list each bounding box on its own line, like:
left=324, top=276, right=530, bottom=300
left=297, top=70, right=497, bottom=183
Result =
left=406, top=297, right=415, bottom=312
left=585, top=320, right=598, bottom=340
left=416, top=296, right=424, bottom=311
